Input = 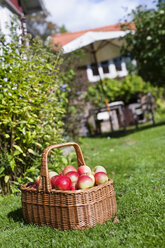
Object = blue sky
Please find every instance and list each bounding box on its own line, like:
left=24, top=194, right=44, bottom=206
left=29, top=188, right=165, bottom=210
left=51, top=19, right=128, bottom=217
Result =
left=45, top=0, right=157, bottom=32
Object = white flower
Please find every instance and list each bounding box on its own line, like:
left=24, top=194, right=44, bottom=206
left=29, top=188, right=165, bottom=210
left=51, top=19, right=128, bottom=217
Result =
left=159, top=10, right=164, bottom=15
left=147, top=36, right=152, bottom=41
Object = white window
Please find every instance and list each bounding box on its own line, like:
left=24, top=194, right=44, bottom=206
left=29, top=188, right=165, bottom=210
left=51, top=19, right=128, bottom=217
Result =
left=100, top=60, right=109, bottom=74
left=113, top=57, right=122, bottom=71
left=87, top=57, right=128, bottom=82
left=91, top=63, right=99, bottom=76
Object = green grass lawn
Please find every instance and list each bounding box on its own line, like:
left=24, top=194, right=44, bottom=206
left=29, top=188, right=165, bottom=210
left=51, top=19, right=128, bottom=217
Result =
left=0, top=124, right=165, bottom=248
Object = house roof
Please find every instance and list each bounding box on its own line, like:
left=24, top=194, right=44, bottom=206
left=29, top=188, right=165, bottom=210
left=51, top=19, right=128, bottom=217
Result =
left=3, top=0, right=45, bottom=16
left=20, top=0, right=45, bottom=15
left=10, top=0, right=23, bottom=14
left=52, top=22, right=135, bottom=49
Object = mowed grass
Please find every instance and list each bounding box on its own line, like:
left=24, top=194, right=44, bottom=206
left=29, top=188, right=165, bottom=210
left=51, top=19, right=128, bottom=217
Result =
left=0, top=124, right=165, bottom=248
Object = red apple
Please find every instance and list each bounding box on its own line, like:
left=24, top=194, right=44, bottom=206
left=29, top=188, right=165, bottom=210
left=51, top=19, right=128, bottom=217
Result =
left=51, top=175, right=62, bottom=188
left=92, top=166, right=107, bottom=175
left=60, top=170, right=64, bottom=176
left=54, top=176, right=72, bottom=190
left=78, top=165, right=91, bottom=176
left=35, top=176, right=40, bottom=187
left=65, top=171, right=79, bottom=184
left=77, top=175, right=94, bottom=189
left=88, top=174, right=95, bottom=184
left=94, top=172, right=108, bottom=185
left=63, top=165, right=77, bottom=175
left=71, top=182, right=77, bottom=190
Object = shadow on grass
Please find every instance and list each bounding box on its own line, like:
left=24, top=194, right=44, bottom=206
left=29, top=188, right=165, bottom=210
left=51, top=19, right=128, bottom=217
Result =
left=90, top=120, right=165, bottom=139
left=8, top=208, right=25, bottom=224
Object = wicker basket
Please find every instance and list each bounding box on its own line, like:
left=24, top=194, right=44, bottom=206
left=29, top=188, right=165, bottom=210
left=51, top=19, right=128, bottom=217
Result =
left=21, top=142, right=117, bottom=230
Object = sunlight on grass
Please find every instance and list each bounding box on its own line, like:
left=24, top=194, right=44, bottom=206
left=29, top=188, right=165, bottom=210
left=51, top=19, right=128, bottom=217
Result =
left=0, top=124, right=165, bottom=248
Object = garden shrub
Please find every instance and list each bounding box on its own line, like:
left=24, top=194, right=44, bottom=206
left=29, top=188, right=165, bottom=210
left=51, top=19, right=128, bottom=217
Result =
left=87, top=74, right=162, bottom=107
left=0, top=20, right=67, bottom=194
left=156, top=98, right=165, bottom=115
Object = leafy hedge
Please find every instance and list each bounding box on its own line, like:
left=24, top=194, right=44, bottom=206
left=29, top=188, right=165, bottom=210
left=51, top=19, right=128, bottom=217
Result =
left=87, top=74, right=162, bottom=107
left=0, top=21, right=66, bottom=194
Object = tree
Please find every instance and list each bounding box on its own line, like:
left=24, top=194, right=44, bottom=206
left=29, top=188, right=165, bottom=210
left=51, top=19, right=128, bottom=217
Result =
left=26, top=11, right=59, bottom=41
left=26, top=12, right=68, bottom=41
left=59, top=25, right=67, bottom=34
left=122, top=1, right=165, bottom=87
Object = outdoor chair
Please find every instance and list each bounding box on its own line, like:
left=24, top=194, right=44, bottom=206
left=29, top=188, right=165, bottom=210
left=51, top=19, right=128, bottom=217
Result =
left=128, top=92, right=155, bottom=128
left=87, top=101, right=126, bottom=134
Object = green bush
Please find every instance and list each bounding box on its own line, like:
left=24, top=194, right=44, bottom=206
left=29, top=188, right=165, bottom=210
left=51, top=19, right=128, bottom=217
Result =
left=0, top=20, right=67, bottom=194
left=156, top=98, right=165, bottom=114
left=87, top=74, right=162, bottom=106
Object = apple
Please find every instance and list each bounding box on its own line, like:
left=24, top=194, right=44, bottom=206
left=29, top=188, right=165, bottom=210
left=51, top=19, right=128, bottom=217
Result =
left=88, top=174, right=95, bottom=184
left=65, top=171, right=79, bottom=184
left=54, top=176, right=72, bottom=190
left=71, top=182, right=77, bottom=190
left=78, top=165, right=91, bottom=176
left=51, top=175, right=62, bottom=188
left=49, top=171, right=58, bottom=179
left=94, top=172, right=108, bottom=185
left=77, top=175, right=94, bottom=189
left=92, top=166, right=107, bottom=175
left=60, top=170, right=64, bottom=176
left=63, top=165, right=77, bottom=175
left=35, top=176, right=40, bottom=187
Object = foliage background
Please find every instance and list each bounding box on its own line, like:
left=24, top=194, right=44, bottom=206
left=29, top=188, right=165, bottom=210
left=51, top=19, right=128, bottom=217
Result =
left=121, top=1, right=165, bottom=87
left=87, top=74, right=164, bottom=107
left=0, top=20, right=67, bottom=194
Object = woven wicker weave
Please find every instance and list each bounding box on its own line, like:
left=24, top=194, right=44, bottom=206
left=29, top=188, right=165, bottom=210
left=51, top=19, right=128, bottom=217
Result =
left=21, top=142, right=117, bottom=230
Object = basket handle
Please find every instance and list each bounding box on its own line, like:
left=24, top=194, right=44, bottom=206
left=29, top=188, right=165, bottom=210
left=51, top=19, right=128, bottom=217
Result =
left=38, top=142, right=86, bottom=192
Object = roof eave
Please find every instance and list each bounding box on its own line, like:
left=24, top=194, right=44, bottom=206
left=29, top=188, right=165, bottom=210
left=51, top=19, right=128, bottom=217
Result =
left=20, top=0, right=46, bottom=15
left=2, top=0, right=23, bottom=17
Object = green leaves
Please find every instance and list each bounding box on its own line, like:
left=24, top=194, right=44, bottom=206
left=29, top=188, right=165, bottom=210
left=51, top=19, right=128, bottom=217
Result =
left=0, top=167, right=5, bottom=175
left=28, top=149, right=40, bottom=157
left=4, top=175, right=10, bottom=183
left=0, top=17, right=66, bottom=194
left=122, top=2, right=165, bottom=87
left=10, top=158, right=16, bottom=171
left=87, top=75, right=158, bottom=106
left=13, top=145, right=24, bottom=154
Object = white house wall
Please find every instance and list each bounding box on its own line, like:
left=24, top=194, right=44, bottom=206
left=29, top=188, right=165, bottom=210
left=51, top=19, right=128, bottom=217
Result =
left=0, top=4, right=22, bottom=40
left=0, top=5, right=13, bottom=36
left=87, top=59, right=128, bottom=82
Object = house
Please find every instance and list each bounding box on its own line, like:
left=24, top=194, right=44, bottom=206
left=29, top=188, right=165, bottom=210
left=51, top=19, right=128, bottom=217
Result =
left=52, top=23, right=135, bottom=84
left=51, top=23, right=136, bottom=135
left=0, top=0, right=45, bottom=36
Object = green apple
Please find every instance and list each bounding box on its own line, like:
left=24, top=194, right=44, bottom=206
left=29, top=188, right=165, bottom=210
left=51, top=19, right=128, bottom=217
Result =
left=49, top=171, right=58, bottom=179
left=92, top=166, right=107, bottom=175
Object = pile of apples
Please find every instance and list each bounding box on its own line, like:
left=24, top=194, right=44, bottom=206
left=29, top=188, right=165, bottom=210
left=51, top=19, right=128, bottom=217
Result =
left=27, top=165, right=109, bottom=191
